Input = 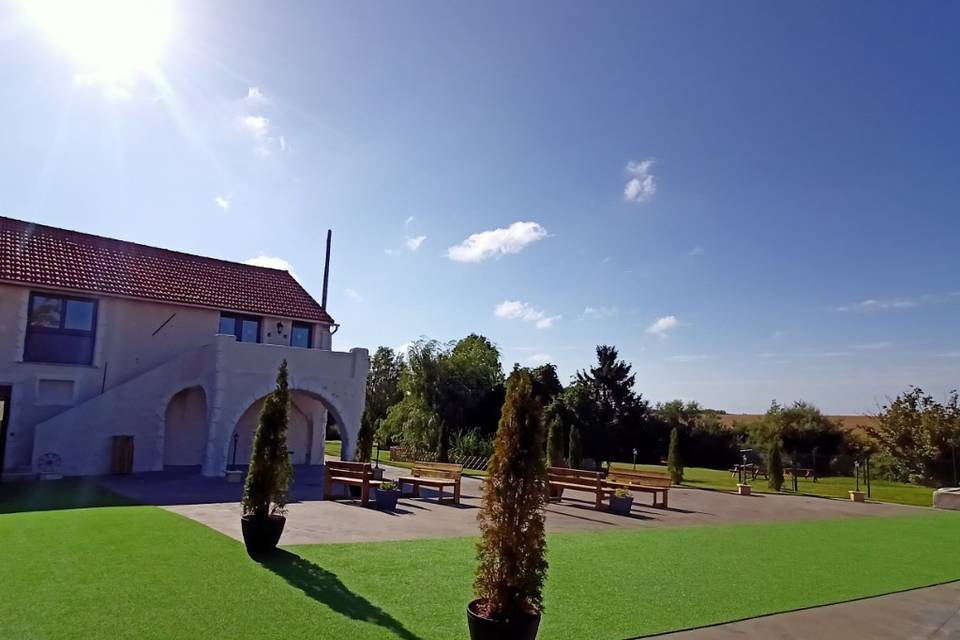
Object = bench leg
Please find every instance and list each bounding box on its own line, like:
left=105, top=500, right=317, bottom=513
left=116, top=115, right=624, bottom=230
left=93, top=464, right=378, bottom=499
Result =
left=595, top=491, right=603, bottom=511
left=413, top=483, right=421, bottom=498
left=361, top=483, right=370, bottom=507
left=438, top=485, right=443, bottom=503
left=454, top=481, right=461, bottom=505
left=662, top=491, right=668, bottom=509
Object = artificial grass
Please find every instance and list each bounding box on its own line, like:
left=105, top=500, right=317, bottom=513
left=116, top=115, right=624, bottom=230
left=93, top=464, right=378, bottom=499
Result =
left=1, top=499, right=958, bottom=639
left=612, top=462, right=936, bottom=507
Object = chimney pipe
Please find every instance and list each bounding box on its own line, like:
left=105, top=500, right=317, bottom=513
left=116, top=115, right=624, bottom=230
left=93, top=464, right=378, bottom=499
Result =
left=321, top=229, right=332, bottom=309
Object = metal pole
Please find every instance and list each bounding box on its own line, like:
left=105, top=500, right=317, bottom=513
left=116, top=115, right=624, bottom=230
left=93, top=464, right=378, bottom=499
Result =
left=855, top=461, right=860, bottom=492
left=632, top=448, right=637, bottom=471
left=866, top=456, right=872, bottom=498
left=375, top=441, right=381, bottom=469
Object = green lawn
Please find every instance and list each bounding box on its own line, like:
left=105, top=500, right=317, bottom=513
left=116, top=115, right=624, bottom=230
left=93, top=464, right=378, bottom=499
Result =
left=1, top=481, right=958, bottom=639
left=612, top=462, right=936, bottom=507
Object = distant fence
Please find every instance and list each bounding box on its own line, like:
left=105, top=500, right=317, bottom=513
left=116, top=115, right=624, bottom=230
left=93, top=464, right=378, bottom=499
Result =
left=389, top=446, right=490, bottom=472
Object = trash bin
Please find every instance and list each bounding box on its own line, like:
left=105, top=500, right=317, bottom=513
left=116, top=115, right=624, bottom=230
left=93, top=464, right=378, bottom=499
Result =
left=111, top=435, right=134, bottom=474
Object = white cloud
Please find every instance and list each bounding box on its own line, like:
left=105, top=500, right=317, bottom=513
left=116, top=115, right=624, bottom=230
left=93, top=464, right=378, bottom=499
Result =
left=405, top=216, right=415, bottom=226
left=850, top=342, right=893, bottom=350
left=240, top=115, right=270, bottom=138
left=345, top=287, right=363, bottom=302
left=214, top=196, right=230, bottom=211
left=405, top=236, right=427, bottom=252
left=245, top=255, right=297, bottom=278
left=689, top=245, right=703, bottom=256
left=395, top=342, right=414, bottom=356
left=279, top=136, right=287, bottom=152
left=246, top=87, right=270, bottom=105
left=835, top=292, right=960, bottom=313
left=646, top=315, right=678, bottom=337
left=582, top=305, right=618, bottom=319
left=624, top=159, right=657, bottom=204
left=447, top=221, right=547, bottom=263
left=527, top=353, right=552, bottom=365
left=494, top=300, right=560, bottom=329
left=667, top=354, right=709, bottom=363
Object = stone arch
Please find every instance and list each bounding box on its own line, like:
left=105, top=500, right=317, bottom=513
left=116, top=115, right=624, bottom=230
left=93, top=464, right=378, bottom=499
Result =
left=223, top=386, right=349, bottom=469
left=162, top=386, right=209, bottom=467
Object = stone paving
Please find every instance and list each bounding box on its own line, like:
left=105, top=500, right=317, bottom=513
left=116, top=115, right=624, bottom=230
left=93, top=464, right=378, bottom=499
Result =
left=98, top=461, right=924, bottom=546
left=652, top=581, right=960, bottom=640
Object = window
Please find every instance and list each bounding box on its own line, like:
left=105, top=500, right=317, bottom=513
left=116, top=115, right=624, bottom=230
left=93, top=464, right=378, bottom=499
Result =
left=290, top=322, right=312, bottom=349
left=218, top=313, right=261, bottom=343
left=24, top=293, right=98, bottom=365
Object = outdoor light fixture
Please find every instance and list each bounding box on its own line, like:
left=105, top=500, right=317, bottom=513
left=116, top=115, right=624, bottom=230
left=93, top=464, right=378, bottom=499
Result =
left=276, top=321, right=284, bottom=334
left=854, top=460, right=861, bottom=492
left=632, top=448, right=638, bottom=470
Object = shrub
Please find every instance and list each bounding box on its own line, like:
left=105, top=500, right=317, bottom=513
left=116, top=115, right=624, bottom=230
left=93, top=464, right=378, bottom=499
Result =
left=546, top=413, right=566, bottom=467
left=667, top=426, right=683, bottom=483
left=866, top=387, right=960, bottom=485
left=614, top=487, right=631, bottom=498
left=452, top=428, right=494, bottom=459
left=768, top=437, right=784, bottom=491
left=378, top=480, right=397, bottom=492
left=568, top=424, right=583, bottom=469
left=474, top=369, right=548, bottom=621
left=242, top=360, right=293, bottom=519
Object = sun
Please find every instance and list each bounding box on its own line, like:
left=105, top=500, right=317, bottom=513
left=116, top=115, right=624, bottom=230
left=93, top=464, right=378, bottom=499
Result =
left=22, top=0, right=176, bottom=89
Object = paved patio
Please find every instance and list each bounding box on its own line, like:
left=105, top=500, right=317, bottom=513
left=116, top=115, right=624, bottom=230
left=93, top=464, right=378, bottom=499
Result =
left=98, top=461, right=924, bottom=545
left=652, top=581, right=960, bottom=640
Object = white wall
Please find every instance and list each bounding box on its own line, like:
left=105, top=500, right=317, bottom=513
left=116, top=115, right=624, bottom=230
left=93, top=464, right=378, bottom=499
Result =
left=163, top=387, right=208, bottom=466
left=2, top=281, right=360, bottom=476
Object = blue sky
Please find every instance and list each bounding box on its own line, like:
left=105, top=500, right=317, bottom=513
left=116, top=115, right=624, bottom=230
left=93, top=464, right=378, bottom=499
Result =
left=1, top=1, right=958, bottom=413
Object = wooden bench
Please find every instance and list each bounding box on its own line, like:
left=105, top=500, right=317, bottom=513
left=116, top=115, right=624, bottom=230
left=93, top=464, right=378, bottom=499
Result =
left=324, top=461, right=382, bottom=507
left=397, top=462, right=463, bottom=505
left=604, top=469, right=671, bottom=508
left=547, top=467, right=613, bottom=510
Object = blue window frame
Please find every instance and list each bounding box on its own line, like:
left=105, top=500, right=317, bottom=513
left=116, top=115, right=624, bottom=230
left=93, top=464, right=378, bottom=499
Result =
left=290, top=322, right=312, bottom=349
left=218, top=313, right=261, bottom=343
left=24, top=292, right=98, bottom=365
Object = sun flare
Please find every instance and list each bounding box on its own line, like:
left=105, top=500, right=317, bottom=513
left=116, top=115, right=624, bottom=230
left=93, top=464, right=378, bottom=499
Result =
left=22, top=0, right=176, bottom=89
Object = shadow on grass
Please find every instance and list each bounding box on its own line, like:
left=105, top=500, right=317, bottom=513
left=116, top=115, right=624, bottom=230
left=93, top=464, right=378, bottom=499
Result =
left=258, top=549, right=422, bottom=640
left=0, top=478, right=139, bottom=514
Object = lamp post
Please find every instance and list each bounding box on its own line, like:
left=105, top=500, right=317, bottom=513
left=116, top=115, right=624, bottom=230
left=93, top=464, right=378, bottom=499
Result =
left=374, top=440, right=381, bottom=469
left=850, top=459, right=865, bottom=502
left=632, top=448, right=638, bottom=471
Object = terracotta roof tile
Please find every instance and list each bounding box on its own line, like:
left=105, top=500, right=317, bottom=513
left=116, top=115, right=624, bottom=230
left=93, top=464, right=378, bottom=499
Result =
left=0, top=216, right=334, bottom=324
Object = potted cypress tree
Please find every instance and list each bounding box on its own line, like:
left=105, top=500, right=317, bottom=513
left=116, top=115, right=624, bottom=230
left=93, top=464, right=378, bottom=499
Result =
left=469, top=369, right=548, bottom=640
left=240, top=360, right=293, bottom=556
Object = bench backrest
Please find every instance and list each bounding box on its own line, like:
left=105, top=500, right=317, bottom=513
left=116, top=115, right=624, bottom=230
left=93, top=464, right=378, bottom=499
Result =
left=606, top=469, right=671, bottom=488
left=548, top=466, right=603, bottom=488
left=326, top=460, right=374, bottom=480
left=412, top=461, right=463, bottom=479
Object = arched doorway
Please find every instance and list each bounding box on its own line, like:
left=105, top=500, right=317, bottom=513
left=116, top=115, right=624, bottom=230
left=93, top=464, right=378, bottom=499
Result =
left=164, top=387, right=208, bottom=467
left=231, top=390, right=333, bottom=466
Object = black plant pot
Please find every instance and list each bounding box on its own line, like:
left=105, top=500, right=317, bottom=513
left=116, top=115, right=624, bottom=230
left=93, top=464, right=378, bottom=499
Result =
left=241, top=514, right=286, bottom=556
left=374, top=488, right=401, bottom=511
left=467, top=599, right=541, bottom=640
left=608, top=494, right=634, bottom=515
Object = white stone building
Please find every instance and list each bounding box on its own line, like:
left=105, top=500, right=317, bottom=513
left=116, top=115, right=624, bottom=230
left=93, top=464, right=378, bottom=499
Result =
left=0, top=216, right=368, bottom=478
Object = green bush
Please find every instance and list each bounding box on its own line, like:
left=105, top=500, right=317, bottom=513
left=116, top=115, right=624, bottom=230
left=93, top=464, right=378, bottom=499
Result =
left=568, top=424, right=583, bottom=469
left=667, top=426, right=683, bottom=483
left=474, top=369, right=548, bottom=621
left=768, top=437, right=784, bottom=492
left=242, top=360, right=293, bottom=519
